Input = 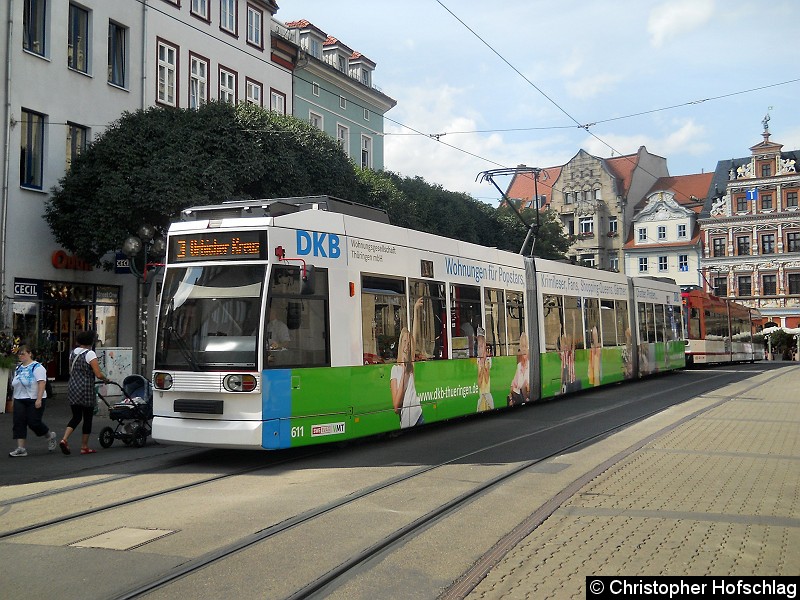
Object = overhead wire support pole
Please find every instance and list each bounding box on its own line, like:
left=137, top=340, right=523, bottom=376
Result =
left=476, top=166, right=544, bottom=257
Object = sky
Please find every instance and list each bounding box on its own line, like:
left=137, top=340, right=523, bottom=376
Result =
left=284, top=0, right=800, bottom=204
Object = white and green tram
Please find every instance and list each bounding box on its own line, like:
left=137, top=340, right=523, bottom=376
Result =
left=151, top=196, right=685, bottom=450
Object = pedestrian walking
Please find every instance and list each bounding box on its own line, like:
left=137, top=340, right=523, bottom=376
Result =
left=59, top=331, right=109, bottom=455
left=9, top=345, right=57, bottom=457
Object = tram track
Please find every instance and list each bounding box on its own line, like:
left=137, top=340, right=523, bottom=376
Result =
left=1, top=367, right=766, bottom=600
left=109, top=370, right=746, bottom=600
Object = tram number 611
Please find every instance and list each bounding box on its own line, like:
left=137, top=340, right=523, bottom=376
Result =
left=291, top=426, right=304, bottom=438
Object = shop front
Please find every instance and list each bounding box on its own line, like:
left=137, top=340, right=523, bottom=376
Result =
left=13, top=278, right=121, bottom=380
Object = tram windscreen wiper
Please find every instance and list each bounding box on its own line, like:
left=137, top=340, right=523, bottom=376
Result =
left=162, top=298, right=200, bottom=372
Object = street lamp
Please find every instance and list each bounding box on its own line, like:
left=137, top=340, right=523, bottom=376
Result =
left=122, top=224, right=166, bottom=374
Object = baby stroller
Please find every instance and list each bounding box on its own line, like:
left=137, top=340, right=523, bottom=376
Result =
left=97, top=375, right=153, bottom=448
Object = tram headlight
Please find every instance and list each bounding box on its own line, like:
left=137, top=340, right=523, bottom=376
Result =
left=223, top=374, right=257, bottom=392
left=154, top=372, right=173, bottom=390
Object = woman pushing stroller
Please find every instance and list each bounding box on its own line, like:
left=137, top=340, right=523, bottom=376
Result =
left=59, top=331, right=109, bottom=455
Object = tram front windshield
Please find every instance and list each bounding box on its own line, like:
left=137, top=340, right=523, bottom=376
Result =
left=155, top=264, right=265, bottom=370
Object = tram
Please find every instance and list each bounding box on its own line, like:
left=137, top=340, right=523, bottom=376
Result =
left=151, top=196, right=685, bottom=450
left=681, top=287, right=762, bottom=365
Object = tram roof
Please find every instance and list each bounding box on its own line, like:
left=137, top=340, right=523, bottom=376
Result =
left=179, top=196, right=390, bottom=224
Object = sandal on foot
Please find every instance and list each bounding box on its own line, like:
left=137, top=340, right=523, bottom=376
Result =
left=59, top=440, right=71, bottom=455
left=80, top=448, right=96, bottom=455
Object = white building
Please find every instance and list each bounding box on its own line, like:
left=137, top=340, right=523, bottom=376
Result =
left=623, top=174, right=712, bottom=287
left=0, top=0, right=296, bottom=378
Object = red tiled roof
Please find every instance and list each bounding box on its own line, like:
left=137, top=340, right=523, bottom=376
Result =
left=604, top=153, right=639, bottom=197
left=644, top=173, right=713, bottom=206
left=284, top=20, right=328, bottom=38
left=504, top=166, right=562, bottom=209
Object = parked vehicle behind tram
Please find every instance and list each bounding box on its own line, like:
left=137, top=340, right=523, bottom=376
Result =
left=681, top=286, right=762, bottom=365
left=151, top=196, right=685, bottom=450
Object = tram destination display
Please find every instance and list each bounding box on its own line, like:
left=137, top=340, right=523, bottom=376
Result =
left=168, top=231, right=267, bottom=262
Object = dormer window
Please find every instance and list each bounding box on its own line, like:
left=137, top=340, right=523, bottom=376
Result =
left=361, top=69, right=371, bottom=86
left=338, top=55, right=347, bottom=73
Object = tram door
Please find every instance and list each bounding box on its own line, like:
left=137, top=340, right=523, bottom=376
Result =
left=40, top=305, right=92, bottom=380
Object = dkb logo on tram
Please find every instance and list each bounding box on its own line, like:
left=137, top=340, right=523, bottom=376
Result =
left=296, top=230, right=341, bottom=258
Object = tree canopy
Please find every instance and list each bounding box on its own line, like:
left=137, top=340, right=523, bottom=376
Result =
left=45, top=102, right=568, bottom=267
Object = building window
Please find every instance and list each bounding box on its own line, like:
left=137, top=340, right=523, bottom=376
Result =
left=594, top=188, right=602, bottom=201
left=761, top=194, right=773, bottom=210
left=361, top=135, right=372, bottom=169
left=657, top=226, right=666, bottom=240
left=340, top=96, right=347, bottom=110
left=678, top=254, right=688, bottom=272
left=787, top=191, right=798, bottom=208
left=246, top=5, right=263, bottom=48
left=65, top=122, right=87, bottom=171
left=245, top=78, right=262, bottom=106
left=157, top=39, right=178, bottom=106
left=68, top=3, right=89, bottom=73
left=762, top=275, right=777, bottom=296
left=309, top=112, right=322, bottom=129
left=219, top=67, right=236, bottom=104
left=677, top=224, right=686, bottom=238
left=609, top=254, right=618, bottom=271
left=308, top=39, right=320, bottom=59
left=20, top=109, right=45, bottom=189
left=638, top=227, right=647, bottom=242
left=337, top=124, right=348, bottom=156
left=738, top=276, right=751, bottom=297
left=23, top=0, right=47, bottom=56
left=191, top=0, right=210, bottom=21
left=361, top=69, right=371, bottom=87
left=712, top=238, right=725, bottom=257
left=189, top=53, right=208, bottom=109
left=220, top=0, right=236, bottom=34
left=270, top=89, right=286, bottom=114
left=608, top=217, right=617, bottom=235
left=363, top=108, right=370, bottom=121
left=579, top=216, right=593, bottom=235
left=658, top=256, right=667, bottom=271
left=761, top=164, right=771, bottom=178
left=638, top=257, right=648, bottom=273
left=312, top=82, right=320, bottom=96
left=581, top=254, right=595, bottom=268
left=761, top=234, right=775, bottom=254
left=789, top=273, right=800, bottom=295
left=108, top=21, right=127, bottom=87
left=736, top=196, right=748, bottom=212
left=736, top=236, right=750, bottom=255
left=787, top=232, right=800, bottom=253
left=714, top=277, right=727, bottom=296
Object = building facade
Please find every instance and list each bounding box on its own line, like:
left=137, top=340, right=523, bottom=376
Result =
left=1, top=0, right=297, bottom=378
left=505, top=147, right=668, bottom=273
left=699, top=121, right=800, bottom=328
left=285, top=20, right=396, bottom=170
left=623, top=174, right=711, bottom=287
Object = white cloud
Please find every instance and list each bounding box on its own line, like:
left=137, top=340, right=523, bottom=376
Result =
left=565, top=72, right=623, bottom=100
left=647, top=0, right=715, bottom=48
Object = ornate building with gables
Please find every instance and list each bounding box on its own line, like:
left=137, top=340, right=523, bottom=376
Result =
left=699, top=119, right=800, bottom=328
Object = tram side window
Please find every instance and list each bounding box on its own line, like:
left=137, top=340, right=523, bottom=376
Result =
left=615, top=300, right=630, bottom=347
left=409, top=279, right=446, bottom=360
left=484, top=288, right=507, bottom=356
left=663, top=306, right=677, bottom=341
left=266, top=266, right=330, bottom=368
left=542, top=294, right=563, bottom=352
left=689, top=306, right=701, bottom=339
left=563, top=296, right=585, bottom=350
left=506, top=291, right=525, bottom=355
left=600, top=299, right=617, bottom=347
left=654, top=304, right=665, bottom=342
left=584, top=298, right=601, bottom=349
left=451, top=284, right=482, bottom=358
left=361, top=275, right=407, bottom=364
left=645, top=303, right=656, bottom=342
left=637, top=302, right=649, bottom=344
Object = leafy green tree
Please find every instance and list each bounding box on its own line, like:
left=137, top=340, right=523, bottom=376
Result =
left=497, top=203, right=571, bottom=259
left=45, top=102, right=361, bottom=268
